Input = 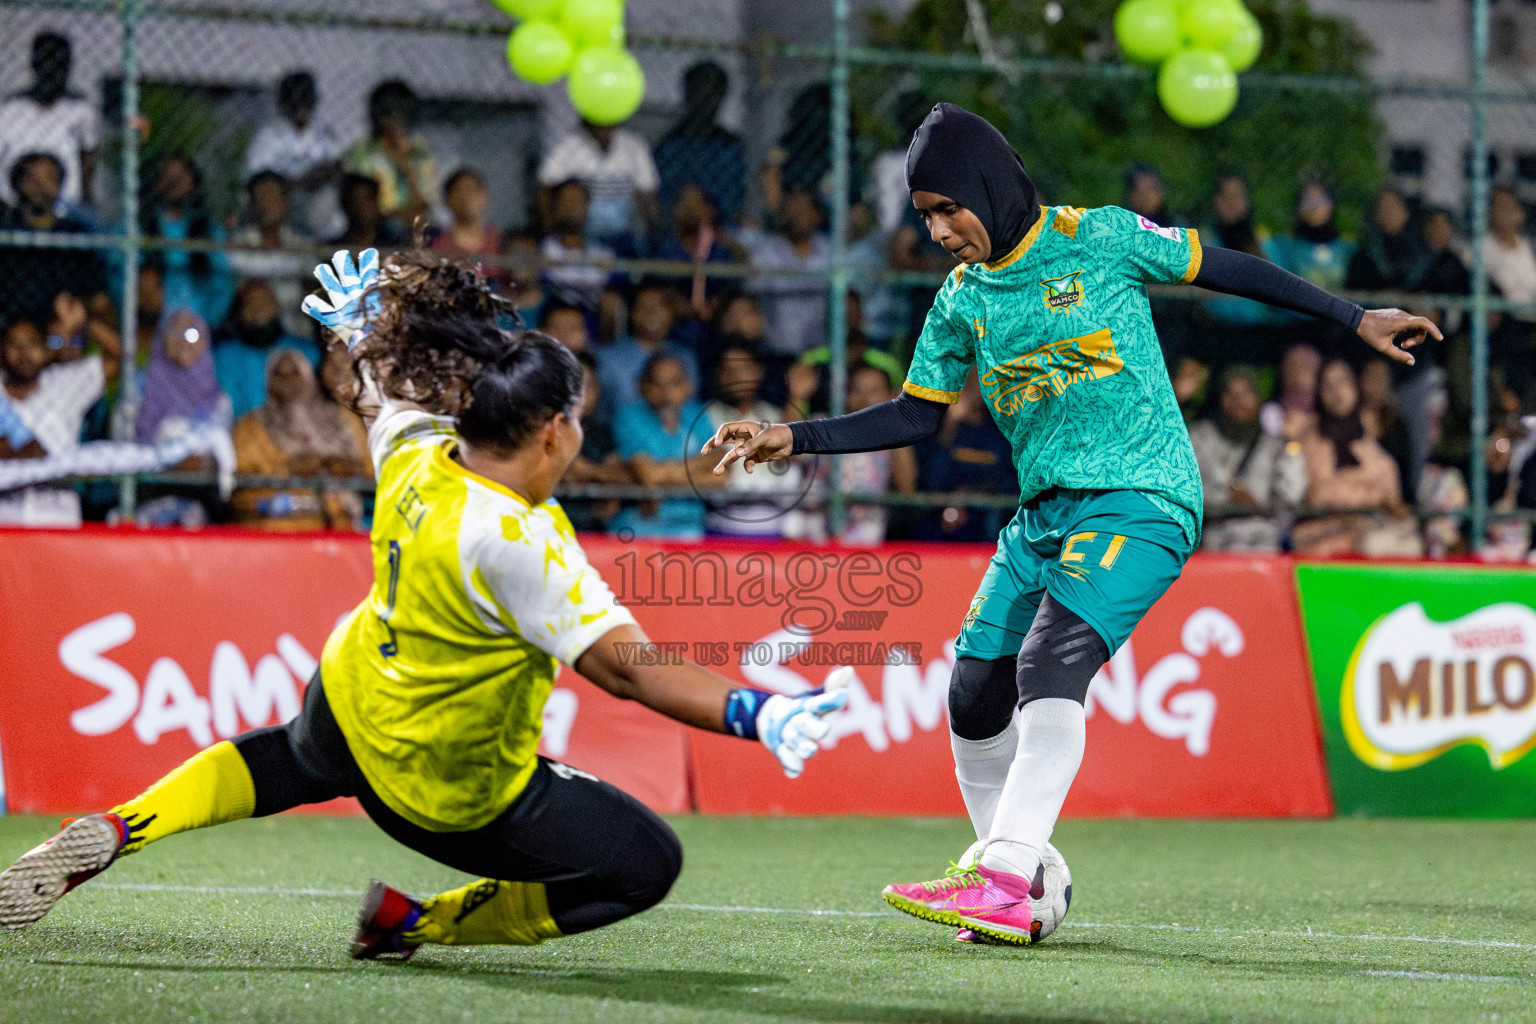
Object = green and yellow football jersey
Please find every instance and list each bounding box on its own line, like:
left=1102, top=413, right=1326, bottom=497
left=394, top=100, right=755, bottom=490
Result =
left=321, top=407, right=634, bottom=832
left=904, top=204, right=1205, bottom=544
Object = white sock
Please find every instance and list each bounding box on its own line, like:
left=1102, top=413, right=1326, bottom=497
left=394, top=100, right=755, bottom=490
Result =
left=950, top=714, right=1019, bottom=843
left=979, top=698, right=1086, bottom=882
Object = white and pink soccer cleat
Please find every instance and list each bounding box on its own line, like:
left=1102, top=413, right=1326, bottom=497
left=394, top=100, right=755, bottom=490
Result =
left=883, top=862, right=1041, bottom=946
left=0, top=813, right=129, bottom=929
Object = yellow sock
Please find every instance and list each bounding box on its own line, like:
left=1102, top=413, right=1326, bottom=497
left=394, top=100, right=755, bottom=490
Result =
left=405, top=878, right=563, bottom=947
left=110, top=741, right=257, bottom=855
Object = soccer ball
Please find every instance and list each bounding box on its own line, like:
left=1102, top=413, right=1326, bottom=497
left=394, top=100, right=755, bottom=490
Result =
left=957, top=838, right=1073, bottom=943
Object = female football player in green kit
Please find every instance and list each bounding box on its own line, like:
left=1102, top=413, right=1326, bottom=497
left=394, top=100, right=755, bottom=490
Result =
left=702, top=103, right=1440, bottom=946
left=0, top=248, right=847, bottom=955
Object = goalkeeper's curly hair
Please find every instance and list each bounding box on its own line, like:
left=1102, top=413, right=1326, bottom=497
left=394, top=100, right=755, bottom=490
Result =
left=346, top=249, right=583, bottom=453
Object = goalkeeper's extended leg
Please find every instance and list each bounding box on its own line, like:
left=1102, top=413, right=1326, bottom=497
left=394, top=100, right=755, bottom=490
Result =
left=0, top=680, right=348, bottom=929
left=350, top=759, right=682, bottom=959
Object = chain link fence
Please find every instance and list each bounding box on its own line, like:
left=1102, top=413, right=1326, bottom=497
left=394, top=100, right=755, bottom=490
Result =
left=0, top=0, right=1526, bottom=557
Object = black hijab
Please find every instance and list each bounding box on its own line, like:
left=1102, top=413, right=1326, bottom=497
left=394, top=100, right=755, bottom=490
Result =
left=905, top=103, right=1038, bottom=264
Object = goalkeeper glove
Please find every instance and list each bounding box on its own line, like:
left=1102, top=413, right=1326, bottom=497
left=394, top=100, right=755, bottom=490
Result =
left=725, top=667, right=853, bottom=779
left=301, top=248, right=380, bottom=350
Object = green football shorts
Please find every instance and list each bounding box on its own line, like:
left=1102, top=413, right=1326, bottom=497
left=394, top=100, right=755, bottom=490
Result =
left=954, top=488, right=1194, bottom=661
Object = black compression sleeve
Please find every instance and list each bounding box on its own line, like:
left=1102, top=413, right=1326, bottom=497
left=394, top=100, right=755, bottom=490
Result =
left=788, top=391, right=946, bottom=455
left=1193, top=245, right=1365, bottom=331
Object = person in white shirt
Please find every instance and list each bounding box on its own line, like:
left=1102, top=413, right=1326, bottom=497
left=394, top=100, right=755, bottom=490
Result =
left=244, top=72, right=345, bottom=238
left=2, top=302, right=117, bottom=456
left=746, top=188, right=831, bottom=358
left=539, top=180, right=614, bottom=312
left=0, top=32, right=101, bottom=210
left=539, top=120, right=659, bottom=250
left=1484, top=187, right=1536, bottom=324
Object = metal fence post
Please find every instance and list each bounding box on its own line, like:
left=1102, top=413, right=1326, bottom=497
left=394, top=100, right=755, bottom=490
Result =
left=116, top=0, right=141, bottom=519
left=1468, top=0, right=1490, bottom=551
left=827, top=0, right=851, bottom=537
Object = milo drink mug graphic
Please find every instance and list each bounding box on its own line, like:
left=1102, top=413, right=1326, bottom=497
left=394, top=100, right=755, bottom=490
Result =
left=1342, top=602, right=1536, bottom=771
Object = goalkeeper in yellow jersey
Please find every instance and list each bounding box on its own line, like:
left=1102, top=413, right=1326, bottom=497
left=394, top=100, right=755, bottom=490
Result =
left=0, top=248, right=847, bottom=956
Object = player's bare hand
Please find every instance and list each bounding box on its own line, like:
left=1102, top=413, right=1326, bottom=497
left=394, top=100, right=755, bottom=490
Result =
left=1356, top=308, right=1442, bottom=367
left=700, top=421, right=794, bottom=475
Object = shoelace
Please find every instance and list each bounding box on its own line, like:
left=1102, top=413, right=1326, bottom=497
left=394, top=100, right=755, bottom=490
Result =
left=921, top=862, right=985, bottom=895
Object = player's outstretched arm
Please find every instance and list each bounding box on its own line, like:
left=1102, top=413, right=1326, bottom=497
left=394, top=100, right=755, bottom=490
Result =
left=701, top=391, right=946, bottom=476
left=1190, top=246, right=1442, bottom=365
left=576, top=623, right=849, bottom=778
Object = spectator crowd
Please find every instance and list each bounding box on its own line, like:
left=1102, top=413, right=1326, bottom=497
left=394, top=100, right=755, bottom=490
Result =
left=0, top=29, right=1532, bottom=560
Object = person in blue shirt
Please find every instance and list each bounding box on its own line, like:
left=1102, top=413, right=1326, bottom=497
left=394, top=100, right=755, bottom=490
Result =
left=595, top=280, right=698, bottom=423
left=0, top=389, right=43, bottom=458
left=610, top=352, right=717, bottom=541
left=1268, top=178, right=1356, bottom=296
left=214, top=280, right=320, bottom=419
left=140, top=155, right=235, bottom=327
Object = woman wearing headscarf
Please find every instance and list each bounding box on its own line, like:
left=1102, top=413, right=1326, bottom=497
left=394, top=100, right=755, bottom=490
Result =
left=702, top=102, right=1440, bottom=946
left=230, top=347, right=370, bottom=531
left=1345, top=187, right=1432, bottom=293
left=135, top=307, right=229, bottom=444
left=1269, top=178, right=1356, bottom=294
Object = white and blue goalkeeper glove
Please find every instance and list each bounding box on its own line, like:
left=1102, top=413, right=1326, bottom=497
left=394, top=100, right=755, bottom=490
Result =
left=301, top=248, right=380, bottom=350
left=726, top=667, right=853, bottom=779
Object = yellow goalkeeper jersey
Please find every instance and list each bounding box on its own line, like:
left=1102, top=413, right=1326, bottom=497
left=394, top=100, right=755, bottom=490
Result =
left=320, top=405, right=634, bottom=832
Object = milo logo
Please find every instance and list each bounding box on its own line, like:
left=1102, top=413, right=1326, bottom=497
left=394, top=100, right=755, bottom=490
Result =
left=1342, top=602, right=1536, bottom=771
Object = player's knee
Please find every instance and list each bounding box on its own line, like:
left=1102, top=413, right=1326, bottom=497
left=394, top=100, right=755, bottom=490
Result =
left=1015, top=596, right=1108, bottom=709
left=948, top=657, right=1019, bottom=741
left=627, top=818, right=683, bottom=912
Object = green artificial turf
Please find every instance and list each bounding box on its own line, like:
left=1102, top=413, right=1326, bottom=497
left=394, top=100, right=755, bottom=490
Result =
left=0, top=814, right=1532, bottom=1023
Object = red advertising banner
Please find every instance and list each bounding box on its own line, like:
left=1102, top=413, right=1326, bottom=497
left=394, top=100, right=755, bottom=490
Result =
left=0, top=529, right=688, bottom=816
left=0, top=530, right=1331, bottom=820
left=671, top=548, right=1333, bottom=818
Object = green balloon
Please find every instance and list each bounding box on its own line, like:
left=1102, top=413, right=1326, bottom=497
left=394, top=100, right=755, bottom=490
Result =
left=1178, top=0, right=1241, bottom=50
left=568, top=46, right=644, bottom=126
left=1222, top=5, right=1263, bottom=72
left=507, top=21, right=574, bottom=85
left=1114, top=0, right=1180, bottom=66
left=1157, top=48, right=1238, bottom=128
left=561, top=0, right=624, bottom=47
left=489, top=0, right=561, bottom=20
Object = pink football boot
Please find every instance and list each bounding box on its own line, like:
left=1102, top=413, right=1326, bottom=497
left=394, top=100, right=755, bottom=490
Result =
left=884, top=863, right=1039, bottom=946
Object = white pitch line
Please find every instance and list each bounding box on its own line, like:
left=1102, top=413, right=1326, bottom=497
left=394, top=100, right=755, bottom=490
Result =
left=90, top=884, right=1536, bottom=953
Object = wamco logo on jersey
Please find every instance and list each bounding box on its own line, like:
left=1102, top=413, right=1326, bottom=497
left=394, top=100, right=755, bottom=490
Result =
left=1343, top=602, right=1536, bottom=771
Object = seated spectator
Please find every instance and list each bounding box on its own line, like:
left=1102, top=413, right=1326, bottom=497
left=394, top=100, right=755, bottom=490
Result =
left=1198, top=173, right=1273, bottom=331
left=560, top=350, right=628, bottom=532
left=0, top=32, right=100, bottom=214
left=141, top=155, right=234, bottom=327
left=1171, top=355, right=1210, bottom=425
left=1268, top=178, right=1355, bottom=294
left=611, top=353, right=719, bottom=541
left=1417, top=206, right=1471, bottom=299
left=228, top=171, right=313, bottom=338
left=1483, top=187, right=1536, bottom=313
left=215, top=280, right=320, bottom=419
left=0, top=152, right=108, bottom=326
left=1189, top=366, right=1307, bottom=553
left=539, top=118, right=659, bottom=252
left=0, top=390, right=43, bottom=459
left=747, top=188, right=831, bottom=358
left=654, top=61, right=745, bottom=229
left=1358, top=357, right=1413, bottom=489
left=539, top=179, right=614, bottom=313
left=1260, top=342, right=1321, bottom=439
left=1346, top=187, right=1429, bottom=293
left=785, top=362, right=916, bottom=546
left=230, top=347, right=370, bottom=532
left=2, top=296, right=118, bottom=454
left=244, top=71, right=344, bottom=238
left=538, top=300, right=590, bottom=354
left=1292, top=359, right=1419, bottom=558
left=430, top=168, right=503, bottom=277
left=790, top=290, right=904, bottom=417
left=503, top=230, right=545, bottom=319
left=595, top=280, right=698, bottom=422
left=330, top=172, right=409, bottom=249
left=867, top=91, right=931, bottom=236
left=1123, top=162, right=1173, bottom=224
left=345, top=80, right=436, bottom=225
left=703, top=339, right=797, bottom=538
left=842, top=201, right=906, bottom=347
left=913, top=370, right=1017, bottom=543
left=136, top=308, right=229, bottom=443
left=655, top=183, right=740, bottom=314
